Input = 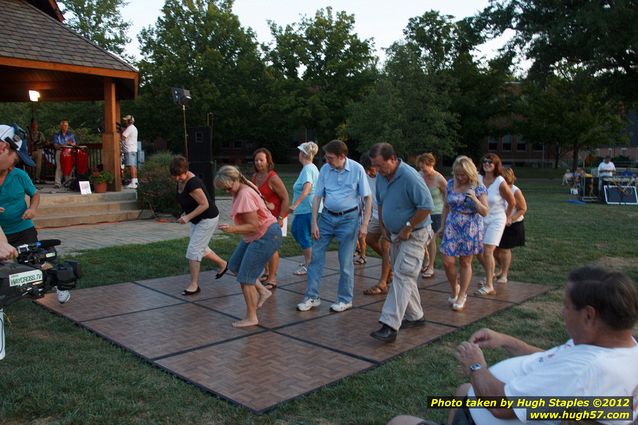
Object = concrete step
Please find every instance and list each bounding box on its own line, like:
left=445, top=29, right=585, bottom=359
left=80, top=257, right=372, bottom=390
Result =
left=38, top=190, right=137, bottom=206
left=37, top=200, right=140, bottom=216
left=34, top=210, right=143, bottom=229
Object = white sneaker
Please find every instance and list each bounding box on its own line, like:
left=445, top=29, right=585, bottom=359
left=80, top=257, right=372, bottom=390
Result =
left=293, top=265, right=308, bottom=275
left=296, top=297, right=321, bottom=311
left=125, top=182, right=138, bottom=189
left=329, top=302, right=352, bottom=312
left=56, top=288, right=71, bottom=304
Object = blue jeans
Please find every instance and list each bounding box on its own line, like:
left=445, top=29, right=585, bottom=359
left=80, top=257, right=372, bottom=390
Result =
left=228, top=223, right=282, bottom=285
left=305, top=209, right=359, bottom=304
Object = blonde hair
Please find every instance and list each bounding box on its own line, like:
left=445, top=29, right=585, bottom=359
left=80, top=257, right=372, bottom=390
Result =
left=214, top=165, right=260, bottom=194
left=502, top=167, right=516, bottom=185
left=452, top=155, right=479, bottom=187
left=299, top=141, right=319, bottom=160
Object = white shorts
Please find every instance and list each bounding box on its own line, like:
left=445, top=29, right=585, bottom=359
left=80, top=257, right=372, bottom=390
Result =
left=186, top=216, right=219, bottom=261
left=367, top=215, right=381, bottom=236
left=483, top=213, right=506, bottom=246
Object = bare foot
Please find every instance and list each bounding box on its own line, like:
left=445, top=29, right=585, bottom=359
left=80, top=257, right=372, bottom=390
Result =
left=257, top=288, right=272, bottom=308
left=232, top=318, right=258, bottom=328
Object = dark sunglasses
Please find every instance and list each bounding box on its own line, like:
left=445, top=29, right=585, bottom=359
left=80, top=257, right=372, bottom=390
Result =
left=482, top=159, right=493, bottom=164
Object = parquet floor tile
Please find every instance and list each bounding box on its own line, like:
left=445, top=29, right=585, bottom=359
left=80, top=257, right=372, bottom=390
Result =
left=156, top=332, right=373, bottom=413
left=277, top=308, right=456, bottom=363
left=36, top=282, right=183, bottom=321
left=83, top=303, right=261, bottom=359
left=35, top=256, right=549, bottom=413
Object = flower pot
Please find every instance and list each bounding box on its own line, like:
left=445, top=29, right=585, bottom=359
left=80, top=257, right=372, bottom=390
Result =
left=93, top=182, right=108, bottom=193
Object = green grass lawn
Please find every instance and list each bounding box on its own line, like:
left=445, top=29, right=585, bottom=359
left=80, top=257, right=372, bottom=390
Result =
left=1, top=179, right=637, bottom=424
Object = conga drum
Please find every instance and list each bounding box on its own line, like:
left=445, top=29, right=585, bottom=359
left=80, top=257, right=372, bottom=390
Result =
left=60, top=146, right=74, bottom=176
left=75, top=146, right=89, bottom=175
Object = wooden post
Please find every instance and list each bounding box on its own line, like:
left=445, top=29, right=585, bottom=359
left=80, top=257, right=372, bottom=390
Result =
left=103, top=78, right=121, bottom=191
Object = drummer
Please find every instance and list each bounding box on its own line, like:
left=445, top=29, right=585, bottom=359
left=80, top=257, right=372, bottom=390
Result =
left=53, top=119, right=76, bottom=189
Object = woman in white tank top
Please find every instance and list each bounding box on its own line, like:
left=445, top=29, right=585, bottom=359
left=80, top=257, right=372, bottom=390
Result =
left=476, top=154, right=515, bottom=296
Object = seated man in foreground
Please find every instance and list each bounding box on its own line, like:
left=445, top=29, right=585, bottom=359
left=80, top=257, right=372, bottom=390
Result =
left=389, top=266, right=638, bottom=425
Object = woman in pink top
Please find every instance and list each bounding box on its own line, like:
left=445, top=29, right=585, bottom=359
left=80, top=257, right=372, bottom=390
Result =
left=215, top=166, right=282, bottom=328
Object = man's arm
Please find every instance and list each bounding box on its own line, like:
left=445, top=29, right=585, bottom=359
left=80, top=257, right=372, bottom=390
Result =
left=398, top=208, right=430, bottom=241
left=359, top=195, right=371, bottom=239
left=469, top=328, right=544, bottom=356
left=0, top=228, right=17, bottom=260
left=311, top=195, right=321, bottom=240
left=22, top=192, right=40, bottom=220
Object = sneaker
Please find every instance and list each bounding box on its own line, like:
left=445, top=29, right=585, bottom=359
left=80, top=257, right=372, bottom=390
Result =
left=53, top=183, right=61, bottom=189
left=297, top=297, right=321, bottom=311
left=56, top=288, right=71, bottom=304
left=125, top=182, right=138, bottom=189
left=293, top=264, right=308, bottom=275
left=329, top=301, right=352, bottom=312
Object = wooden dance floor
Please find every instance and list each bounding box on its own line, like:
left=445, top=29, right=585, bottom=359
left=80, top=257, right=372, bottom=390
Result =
left=36, top=252, right=549, bottom=413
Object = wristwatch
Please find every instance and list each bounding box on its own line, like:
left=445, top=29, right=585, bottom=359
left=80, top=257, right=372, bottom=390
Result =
left=405, top=220, right=413, bottom=228
left=469, top=362, right=482, bottom=373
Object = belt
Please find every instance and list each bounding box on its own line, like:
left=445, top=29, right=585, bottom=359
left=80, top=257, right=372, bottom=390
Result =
left=325, top=206, right=358, bottom=216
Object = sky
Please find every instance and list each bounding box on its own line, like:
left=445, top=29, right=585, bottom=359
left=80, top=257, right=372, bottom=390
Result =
left=122, top=0, right=504, bottom=63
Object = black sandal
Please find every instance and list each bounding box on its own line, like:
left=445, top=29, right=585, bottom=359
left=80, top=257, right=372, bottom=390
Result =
left=182, top=287, right=201, bottom=296
left=263, top=282, right=277, bottom=290
left=215, top=265, right=229, bottom=280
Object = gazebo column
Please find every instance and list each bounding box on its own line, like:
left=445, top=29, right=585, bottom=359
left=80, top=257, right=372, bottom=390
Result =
left=103, top=77, right=121, bottom=191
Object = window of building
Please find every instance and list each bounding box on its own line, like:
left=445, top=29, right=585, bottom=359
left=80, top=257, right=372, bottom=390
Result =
left=516, top=135, right=527, bottom=152
left=488, top=136, right=498, bottom=151
left=595, top=148, right=601, bottom=156
left=607, top=148, right=613, bottom=156
left=533, top=142, right=544, bottom=152
left=502, top=134, right=512, bottom=151
left=621, top=147, right=627, bottom=156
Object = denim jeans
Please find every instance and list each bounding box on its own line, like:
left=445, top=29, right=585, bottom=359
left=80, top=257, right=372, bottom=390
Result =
left=228, top=223, right=282, bottom=285
left=304, top=209, right=359, bottom=304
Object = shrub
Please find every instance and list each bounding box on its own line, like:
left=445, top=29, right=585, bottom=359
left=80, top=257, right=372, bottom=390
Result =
left=137, top=151, right=180, bottom=217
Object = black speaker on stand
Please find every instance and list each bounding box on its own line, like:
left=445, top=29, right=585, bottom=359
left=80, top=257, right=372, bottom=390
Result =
left=187, top=127, right=215, bottom=202
left=189, top=161, right=216, bottom=202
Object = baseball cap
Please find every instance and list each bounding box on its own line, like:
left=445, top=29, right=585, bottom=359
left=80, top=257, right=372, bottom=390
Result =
left=0, top=124, right=36, bottom=167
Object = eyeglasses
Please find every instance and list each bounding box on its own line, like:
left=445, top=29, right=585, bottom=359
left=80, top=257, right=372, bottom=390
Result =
left=482, top=159, right=493, bottom=165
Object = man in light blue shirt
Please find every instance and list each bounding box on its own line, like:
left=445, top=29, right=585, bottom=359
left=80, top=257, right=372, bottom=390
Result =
left=53, top=120, right=76, bottom=188
left=368, top=143, right=433, bottom=343
left=296, top=140, right=371, bottom=313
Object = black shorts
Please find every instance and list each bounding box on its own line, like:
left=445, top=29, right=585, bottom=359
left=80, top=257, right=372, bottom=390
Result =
left=498, top=220, right=525, bottom=249
left=6, top=226, right=38, bottom=247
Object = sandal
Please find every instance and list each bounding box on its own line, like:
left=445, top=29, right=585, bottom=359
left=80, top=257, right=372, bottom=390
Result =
left=263, top=282, right=277, bottom=290
left=259, top=274, right=269, bottom=282
left=476, top=286, right=496, bottom=296
left=354, top=255, right=367, bottom=265
left=421, top=266, right=434, bottom=278
left=363, top=285, right=388, bottom=295
left=496, top=276, right=508, bottom=284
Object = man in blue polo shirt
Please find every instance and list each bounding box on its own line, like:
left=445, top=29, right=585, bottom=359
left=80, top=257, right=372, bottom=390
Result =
left=369, top=143, right=433, bottom=342
left=53, top=119, right=76, bottom=188
left=297, top=139, right=371, bottom=313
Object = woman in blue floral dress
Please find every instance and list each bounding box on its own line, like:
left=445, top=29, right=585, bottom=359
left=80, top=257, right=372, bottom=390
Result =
left=439, top=156, right=488, bottom=311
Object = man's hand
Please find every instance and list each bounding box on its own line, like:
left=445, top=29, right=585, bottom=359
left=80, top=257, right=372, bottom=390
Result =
left=0, top=241, right=17, bottom=261
left=454, top=341, right=487, bottom=377
left=311, top=222, right=320, bottom=240
left=398, top=226, right=412, bottom=241
left=358, top=223, right=368, bottom=241
left=22, top=208, right=36, bottom=220
left=469, top=328, right=504, bottom=349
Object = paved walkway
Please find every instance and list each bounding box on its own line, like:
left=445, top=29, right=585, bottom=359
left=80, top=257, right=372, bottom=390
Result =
left=38, top=198, right=233, bottom=255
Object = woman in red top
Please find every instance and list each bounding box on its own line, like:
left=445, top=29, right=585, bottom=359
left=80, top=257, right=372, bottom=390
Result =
left=251, top=148, right=289, bottom=290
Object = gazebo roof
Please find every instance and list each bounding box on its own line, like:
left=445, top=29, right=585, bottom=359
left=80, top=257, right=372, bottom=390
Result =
left=0, top=0, right=138, bottom=102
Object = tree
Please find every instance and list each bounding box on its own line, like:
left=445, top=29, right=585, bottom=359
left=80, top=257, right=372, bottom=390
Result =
left=58, top=0, right=131, bottom=58
left=266, top=7, right=378, bottom=145
left=514, top=69, right=629, bottom=171
left=136, top=0, right=273, bottom=154
left=478, top=0, right=638, bottom=102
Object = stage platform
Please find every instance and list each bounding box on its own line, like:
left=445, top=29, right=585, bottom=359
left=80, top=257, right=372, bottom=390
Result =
left=36, top=252, right=549, bottom=413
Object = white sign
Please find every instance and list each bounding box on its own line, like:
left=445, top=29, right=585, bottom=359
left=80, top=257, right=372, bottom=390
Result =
left=9, top=269, right=43, bottom=287
left=79, top=180, right=92, bottom=195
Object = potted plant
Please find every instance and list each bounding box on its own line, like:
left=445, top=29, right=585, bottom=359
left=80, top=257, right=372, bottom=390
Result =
left=89, top=168, right=114, bottom=193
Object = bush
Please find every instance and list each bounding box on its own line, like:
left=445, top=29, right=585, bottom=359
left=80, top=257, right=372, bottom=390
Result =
left=137, top=152, right=180, bottom=217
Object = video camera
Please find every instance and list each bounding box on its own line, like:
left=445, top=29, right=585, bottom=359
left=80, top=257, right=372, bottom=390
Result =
left=0, top=239, right=81, bottom=309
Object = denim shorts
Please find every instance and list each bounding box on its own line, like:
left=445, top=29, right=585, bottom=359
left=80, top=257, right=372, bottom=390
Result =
left=124, top=151, right=137, bottom=166
left=228, top=223, right=282, bottom=284
left=291, top=213, right=312, bottom=249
